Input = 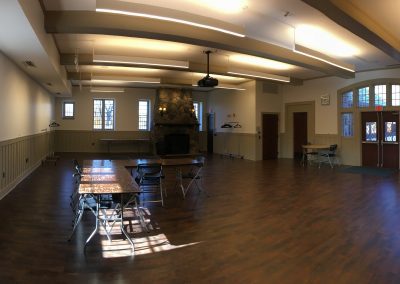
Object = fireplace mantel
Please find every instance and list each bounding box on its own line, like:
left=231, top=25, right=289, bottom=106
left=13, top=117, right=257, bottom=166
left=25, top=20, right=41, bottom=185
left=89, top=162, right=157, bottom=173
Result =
left=152, top=88, right=200, bottom=155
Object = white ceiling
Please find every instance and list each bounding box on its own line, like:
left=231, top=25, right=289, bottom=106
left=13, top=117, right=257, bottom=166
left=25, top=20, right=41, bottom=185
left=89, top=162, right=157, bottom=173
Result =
left=1, top=0, right=399, bottom=96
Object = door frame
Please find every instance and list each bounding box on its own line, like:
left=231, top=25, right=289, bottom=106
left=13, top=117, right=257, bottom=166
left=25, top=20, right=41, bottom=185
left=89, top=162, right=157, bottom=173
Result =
left=283, top=101, right=315, bottom=158
left=261, top=112, right=280, bottom=159
left=360, top=110, right=399, bottom=168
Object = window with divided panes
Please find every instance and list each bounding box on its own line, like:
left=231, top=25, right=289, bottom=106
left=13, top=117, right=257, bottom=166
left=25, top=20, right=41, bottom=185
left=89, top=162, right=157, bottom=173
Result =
left=358, top=87, right=369, bottom=108
left=138, top=100, right=150, bottom=130
left=63, top=102, right=75, bottom=119
left=341, top=113, right=353, bottom=137
left=341, top=91, right=353, bottom=108
left=93, top=99, right=114, bottom=130
left=374, top=85, right=386, bottom=106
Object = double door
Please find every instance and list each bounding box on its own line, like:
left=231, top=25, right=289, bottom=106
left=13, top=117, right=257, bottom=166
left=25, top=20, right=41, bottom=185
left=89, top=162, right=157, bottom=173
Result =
left=361, top=111, right=399, bottom=168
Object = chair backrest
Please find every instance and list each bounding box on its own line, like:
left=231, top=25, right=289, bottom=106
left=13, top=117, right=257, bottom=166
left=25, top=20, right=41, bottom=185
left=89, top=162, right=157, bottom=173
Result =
left=329, top=144, right=338, bottom=152
left=72, top=159, right=82, bottom=175
left=137, top=163, right=162, bottom=180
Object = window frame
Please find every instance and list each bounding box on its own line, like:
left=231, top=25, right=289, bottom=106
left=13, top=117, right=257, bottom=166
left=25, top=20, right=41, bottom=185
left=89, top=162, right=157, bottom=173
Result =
left=374, top=84, right=387, bottom=107
left=358, top=87, right=370, bottom=108
left=93, top=98, right=115, bottom=131
left=341, top=112, right=354, bottom=137
left=391, top=84, right=400, bottom=106
left=138, top=99, right=150, bottom=131
left=341, top=91, right=353, bottom=109
left=193, top=101, right=203, bottom=131
left=62, top=101, right=75, bottom=119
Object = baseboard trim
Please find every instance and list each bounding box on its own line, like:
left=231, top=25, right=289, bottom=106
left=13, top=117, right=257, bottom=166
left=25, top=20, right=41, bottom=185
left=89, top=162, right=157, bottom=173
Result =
left=0, top=158, right=44, bottom=200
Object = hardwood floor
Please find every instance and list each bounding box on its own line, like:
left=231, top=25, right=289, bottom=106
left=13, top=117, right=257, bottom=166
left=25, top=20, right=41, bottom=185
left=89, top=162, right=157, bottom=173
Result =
left=1, top=153, right=400, bottom=283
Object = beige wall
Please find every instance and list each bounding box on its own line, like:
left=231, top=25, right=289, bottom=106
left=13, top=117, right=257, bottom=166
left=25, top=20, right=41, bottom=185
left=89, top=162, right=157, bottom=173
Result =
left=0, top=51, right=54, bottom=141
left=209, top=81, right=256, bottom=134
left=55, top=87, right=208, bottom=131
left=255, top=81, right=282, bottom=160
left=55, top=87, right=156, bottom=131
left=54, top=87, right=208, bottom=152
left=281, top=68, right=400, bottom=165
left=282, top=68, right=400, bottom=135
left=208, top=81, right=258, bottom=159
left=0, top=51, right=55, bottom=199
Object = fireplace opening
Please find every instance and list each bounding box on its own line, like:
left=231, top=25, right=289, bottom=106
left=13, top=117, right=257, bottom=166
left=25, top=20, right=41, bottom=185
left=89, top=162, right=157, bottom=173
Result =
left=157, top=133, right=190, bottom=155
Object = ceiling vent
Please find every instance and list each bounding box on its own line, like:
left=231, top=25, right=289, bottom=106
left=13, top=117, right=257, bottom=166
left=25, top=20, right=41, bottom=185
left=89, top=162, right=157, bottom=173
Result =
left=22, top=60, right=36, bottom=68
left=198, top=51, right=218, bottom=88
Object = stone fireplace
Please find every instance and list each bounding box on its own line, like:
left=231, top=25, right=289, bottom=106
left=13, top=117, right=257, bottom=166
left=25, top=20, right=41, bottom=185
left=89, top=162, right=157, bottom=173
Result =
left=152, top=88, right=199, bottom=156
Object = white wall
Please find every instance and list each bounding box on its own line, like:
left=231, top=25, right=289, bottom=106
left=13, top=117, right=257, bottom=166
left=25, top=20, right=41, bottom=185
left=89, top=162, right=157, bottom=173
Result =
left=55, top=87, right=156, bottom=131
left=55, top=87, right=209, bottom=132
left=0, top=52, right=54, bottom=142
left=208, top=80, right=257, bottom=133
left=255, top=81, right=283, bottom=159
left=282, top=68, right=400, bottom=134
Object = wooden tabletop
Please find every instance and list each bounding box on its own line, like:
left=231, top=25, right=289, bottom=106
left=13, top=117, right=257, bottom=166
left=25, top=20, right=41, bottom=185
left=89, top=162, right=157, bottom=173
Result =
left=123, top=158, right=204, bottom=168
left=79, top=160, right=140, bottom=195
left=302, top=144, right=330, bottom=149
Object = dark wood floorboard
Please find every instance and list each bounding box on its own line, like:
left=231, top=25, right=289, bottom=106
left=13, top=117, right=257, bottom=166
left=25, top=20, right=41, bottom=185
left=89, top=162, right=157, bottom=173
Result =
left=1, top=153, right=400, bottom=283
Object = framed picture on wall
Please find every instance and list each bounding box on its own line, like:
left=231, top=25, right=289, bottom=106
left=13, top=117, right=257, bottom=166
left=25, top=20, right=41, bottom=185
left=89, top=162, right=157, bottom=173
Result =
left=321, top=94, right=330, bottom=105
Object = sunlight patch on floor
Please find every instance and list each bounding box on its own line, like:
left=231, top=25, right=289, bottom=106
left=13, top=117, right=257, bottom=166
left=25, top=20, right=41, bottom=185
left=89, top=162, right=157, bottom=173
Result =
left=101, top=234, right=201, bottom=258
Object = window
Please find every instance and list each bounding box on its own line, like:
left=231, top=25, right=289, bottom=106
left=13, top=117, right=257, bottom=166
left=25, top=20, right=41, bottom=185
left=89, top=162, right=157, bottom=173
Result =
left=392, top=85, right=400, bottom=106
left=384, top=122, right=397, bottom=142
left=193, top=101, right=203, bottom=131
left=341, top=91, right=353, bottom=108
left=341, top=113, right=353, bottom=137
left=138, top=100, right=150, bottom=130
left=366, top=122, right=377, bottom=141
left=62, top=102, right=75, bottom=119
left=374, top=85, right=386, bottom=106
left=93, top=99, right=114, bottom=130
left=358, top=87, right=369, bottom=108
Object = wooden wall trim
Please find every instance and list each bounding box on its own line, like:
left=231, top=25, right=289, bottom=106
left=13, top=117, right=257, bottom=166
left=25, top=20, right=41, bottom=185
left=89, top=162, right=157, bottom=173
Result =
left=0, top=132, right=52, bottom=200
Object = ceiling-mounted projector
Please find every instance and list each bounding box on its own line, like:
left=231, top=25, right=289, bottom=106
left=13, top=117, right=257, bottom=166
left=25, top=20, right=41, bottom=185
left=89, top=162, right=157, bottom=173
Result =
left=198, top=75, right=218, bottom=87
left=198, top=50, right=218, bottom=87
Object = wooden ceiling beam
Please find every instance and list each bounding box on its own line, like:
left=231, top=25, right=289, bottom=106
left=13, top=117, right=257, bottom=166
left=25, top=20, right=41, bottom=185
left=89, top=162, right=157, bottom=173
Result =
left=62, top=54, right=303, bottom=85
left=45, top=11, right=354, bottom=79
left=302, top=0, right=400, bottom=62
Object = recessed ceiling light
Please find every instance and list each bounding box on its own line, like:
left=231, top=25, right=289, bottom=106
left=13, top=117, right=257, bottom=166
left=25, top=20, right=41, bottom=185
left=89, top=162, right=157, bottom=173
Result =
left=91, top=75, right=161, bottom=84
left=90, top=87, right=125, bottom=93
left=229, top=54, right=292, bottom=70
left=93, top=55, right=189, bottom=69
left=96, top=1, right=245, bottom=37
left=295, top=25, right=359, bottom=58
left=227, top=68, right=290, bottom=82
left=294, top=44, right=355, bottom=72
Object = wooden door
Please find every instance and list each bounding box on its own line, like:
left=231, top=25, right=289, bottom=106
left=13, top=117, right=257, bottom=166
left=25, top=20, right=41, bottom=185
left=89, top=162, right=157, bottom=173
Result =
left=361, top=111, right=399, bottom=168
left=262, top=114, right=278, bottom=159
left=381, top=111, right=399, bottom=168
left=293, top=112, right=307, bottom=159
left=361, top=112, right=379, bottom=167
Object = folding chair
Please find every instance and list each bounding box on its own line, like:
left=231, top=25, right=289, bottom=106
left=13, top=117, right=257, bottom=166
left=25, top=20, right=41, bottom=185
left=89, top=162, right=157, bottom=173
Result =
left=69, top=160, right=113, bottom=242
left=176, top=161, right=204, bottom=199
left=319, top=144, right=339, bottom=168
left=304, top=142, right=318, bottom=165
left=136, top=163, right=165, bottom=206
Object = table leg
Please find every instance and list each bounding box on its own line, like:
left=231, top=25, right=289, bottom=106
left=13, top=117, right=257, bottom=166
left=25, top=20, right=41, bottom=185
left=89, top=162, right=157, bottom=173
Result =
left=120, top=194, right=135, bottom=251
left=85, top=201, right=100, bottom=247
left=301, top=149, right=306, bottom=166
